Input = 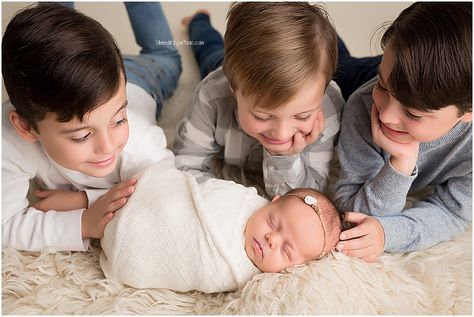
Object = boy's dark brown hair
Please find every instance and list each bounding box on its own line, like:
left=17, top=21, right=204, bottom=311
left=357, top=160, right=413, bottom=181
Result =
left=222, top=2, right=337, bottom=110
left=2, top=3, right=125, bottom=131
left=381, top=2, right=472, bottom=114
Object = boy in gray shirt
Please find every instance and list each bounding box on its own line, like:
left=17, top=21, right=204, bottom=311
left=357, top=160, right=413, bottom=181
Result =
left=333, top=2, right=472, bottom=262
left=174, top=3, right=344, bottom=198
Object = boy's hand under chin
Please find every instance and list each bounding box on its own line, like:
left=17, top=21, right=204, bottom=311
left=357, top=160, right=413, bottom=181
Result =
left=370, top=105, right=420, bottom=176
left=267, top=110, right=325, bottom=156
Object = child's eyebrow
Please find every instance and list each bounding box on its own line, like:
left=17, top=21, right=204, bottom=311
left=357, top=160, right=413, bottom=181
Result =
left=295, top=107, right=320, bottom=115
left=59, top=101, right=128, bottom=134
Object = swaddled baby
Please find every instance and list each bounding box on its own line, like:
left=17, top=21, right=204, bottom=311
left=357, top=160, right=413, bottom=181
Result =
left=100, top=163, right=342, bottom=293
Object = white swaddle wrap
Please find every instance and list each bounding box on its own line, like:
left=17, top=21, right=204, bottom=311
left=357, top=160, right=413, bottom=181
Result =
left=100, top=163, right=266, bottom=293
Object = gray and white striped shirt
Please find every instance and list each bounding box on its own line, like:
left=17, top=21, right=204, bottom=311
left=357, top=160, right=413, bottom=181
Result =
left=173, top=67, right=344, bottom=197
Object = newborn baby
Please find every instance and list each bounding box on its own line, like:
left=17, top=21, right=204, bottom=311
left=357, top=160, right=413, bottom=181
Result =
left=100, top=163, right=342, bottom=293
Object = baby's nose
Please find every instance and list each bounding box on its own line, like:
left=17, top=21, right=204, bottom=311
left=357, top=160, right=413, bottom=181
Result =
left=265, top=232, right=281, bottom=249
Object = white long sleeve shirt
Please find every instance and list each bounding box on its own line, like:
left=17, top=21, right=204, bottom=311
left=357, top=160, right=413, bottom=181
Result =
left=2, top=83, right=175, bottom=252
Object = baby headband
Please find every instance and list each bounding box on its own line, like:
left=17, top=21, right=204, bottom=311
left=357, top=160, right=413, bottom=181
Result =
left=285, top=193, right=327, bottom=260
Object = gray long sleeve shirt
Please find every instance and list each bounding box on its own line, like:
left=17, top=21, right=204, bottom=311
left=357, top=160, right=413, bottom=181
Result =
left=173, top=67, right=344, bottom=197
left=334, top=77, right=472, bottom=253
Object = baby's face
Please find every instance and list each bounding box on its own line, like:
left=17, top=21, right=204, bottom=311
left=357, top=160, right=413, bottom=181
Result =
left=244, top=195, right=324, bottom=273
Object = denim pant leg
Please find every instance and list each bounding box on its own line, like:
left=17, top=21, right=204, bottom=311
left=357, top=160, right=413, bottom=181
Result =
left=188, top=13, right=224, bottom=79
left=334, top=36, right=382, bottom=101
left=123, top=2, right=182, bottom=119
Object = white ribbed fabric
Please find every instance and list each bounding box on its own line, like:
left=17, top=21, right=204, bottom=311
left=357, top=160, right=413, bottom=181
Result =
left=100, top=163, right=266, bottom=293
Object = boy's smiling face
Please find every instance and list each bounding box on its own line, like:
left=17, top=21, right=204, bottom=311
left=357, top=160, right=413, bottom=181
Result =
left=29, top=76, right=129, bottom=177
left=235, top=75, right=326, bottom=154
left=372, top=43, right=472, bottom=144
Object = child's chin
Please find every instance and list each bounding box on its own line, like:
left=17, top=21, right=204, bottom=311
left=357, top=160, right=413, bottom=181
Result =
left=267, top=147, right=291, bottom=155
left=84, top=166, right=116, bottom=178
left=262, top=141, right=291, bottom=153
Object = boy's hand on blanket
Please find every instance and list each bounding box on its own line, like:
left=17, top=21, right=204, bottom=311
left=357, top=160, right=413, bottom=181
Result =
left=336, top=212, right=385, bottom=263
left=82, top=178, right=137, bottom=239
left=33, top=189, right=88, bottom=212
left=371, top=105, right=420, bottom=176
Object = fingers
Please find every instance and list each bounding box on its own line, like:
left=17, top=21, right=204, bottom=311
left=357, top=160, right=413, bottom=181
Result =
left=291, top=132, right=305, bottom=153
left=99, top=212, right=114, bottom=231
left=337, top=235, right=371, bottom=252
left=287, top=110, right=325, bottom=155
left=342, top=248, right=379, bottom=263
left=370, top=104, right=385, bottom=148
left=86, top=212, right=114, bottom=239
left=305, top=110, right=325, bottom=144
left=340, top=212, right=370, bottom=240
left=339, top=226, right=366, bottom=241
left=316, top=109, right=325, bottom=133
left=109, top=197, right=128, bottom=211
left=107, top=178, right=137, bottom=201
left=337, top=233, right=378, bottom=261
left=34, top=190, right=53, bottom=198
left=343, top=211, right=369, bottom=224
left=32, top=201, right=47, bottom=212
left=114, top=178, right=137, bottom=191
left=110, top=185, right=135, bottom=202
left=370, top=104, right=380, bottom=135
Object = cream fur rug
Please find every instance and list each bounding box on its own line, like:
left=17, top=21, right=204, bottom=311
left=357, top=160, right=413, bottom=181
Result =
left=2, top=227, right=471, bottom=314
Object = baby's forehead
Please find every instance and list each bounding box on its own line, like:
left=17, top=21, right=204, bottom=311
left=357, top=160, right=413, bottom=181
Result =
left=277, top=195, right=321, bottom=218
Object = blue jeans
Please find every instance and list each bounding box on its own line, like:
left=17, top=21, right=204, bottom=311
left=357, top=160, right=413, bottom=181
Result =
left=188, top=13, right=224, bottom=79
left=124, top=2, right=182, bottom=119
left=187, top=14, right=381, bottom=100
left=334, top=37, right=382, bottom=101
left=59, top=2, right=182, bottom=119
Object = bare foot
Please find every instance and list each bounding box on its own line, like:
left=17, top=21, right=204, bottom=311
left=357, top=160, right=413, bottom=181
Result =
left=181, top=9, right=210, bottom=28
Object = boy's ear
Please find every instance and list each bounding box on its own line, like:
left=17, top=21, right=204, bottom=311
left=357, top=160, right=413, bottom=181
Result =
left=271, top=195, right=281, bottom=203
left=9, top=111, right=38, bottom=142
left=460, top=111, right=472, bottom=123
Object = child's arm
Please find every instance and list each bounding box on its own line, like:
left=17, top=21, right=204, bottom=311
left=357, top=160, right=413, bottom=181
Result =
left=173, top=76, right=223, bottom=182
left=2, top=162, right=87, bottom=251
left=342, top=176, right=471, bottom=258
left=32, top=177, right=137, bottom=214
left=33, top=189, right=88, bottom=211
left=2, top=141, right=136, bottom=251
left=373, top=175, right=471, bottom=252
left=334, top=81, right=414, bottom=215
left=263, top=83, right=344, bottom=196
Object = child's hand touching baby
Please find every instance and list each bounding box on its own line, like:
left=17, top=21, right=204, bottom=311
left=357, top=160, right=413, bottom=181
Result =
left=82, top=178, right=137, bottom=239
left=336, top=212, right=385, bottom=263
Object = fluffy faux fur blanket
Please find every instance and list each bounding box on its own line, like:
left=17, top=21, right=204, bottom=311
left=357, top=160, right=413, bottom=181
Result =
left=100, top=164, right=265, bottom=293
left=2, top=226, right=471, bottom=314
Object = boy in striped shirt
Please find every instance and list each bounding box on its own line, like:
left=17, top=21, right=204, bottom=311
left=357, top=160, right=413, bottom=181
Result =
left=174, top=2, right=344, bottom=198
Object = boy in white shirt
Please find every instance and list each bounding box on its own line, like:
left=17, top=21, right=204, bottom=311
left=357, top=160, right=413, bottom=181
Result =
left=2, top=3, right=181, bottom=251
